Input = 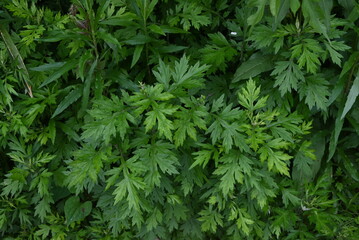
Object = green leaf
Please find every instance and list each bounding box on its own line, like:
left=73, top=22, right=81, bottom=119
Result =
left=113, top=174, right=145, bottom=211
left=0, top=24, right=32, bottom=97
left=148, top=24, right=165, bottom=35
left=214, top=152, right=252, bottom=195
left=341, top=72, right=359, bottom=120
left=340, top=51, right=359, bottom=79
left=135, top=141, right=179, bottom=188
left=270, top=0, right=280, bottom=17
left=144, top=104, right=177, bottom=141
left=247, top=0, right=267, bottom=26
left=274, top=0, right=290, bottom=27
left=298, top=75, right=329, bottom=110
left=198, top=207, right=223, bottom=233
left=233, top=55, right=274, bottom=82
left=97, top=30, right=121, bottom=46
left=124, top=34, right=153, bottom=45
left=325, top=41, right=351, bottom=66
left=52, top=87, right=82, bottom=118
left=171, top=55, right=209, bottom=89
left=282, top=188, right=301, bottom=207
left=64, top=196, right=92, bottom=225
left=131, top=44, right=144, bottom=68
left=292, top=141, right=316, bottom=183
left=99, top=14, right=137, bottom=26
left=272, top=61, right=304, bottom=95
left=328, top=109, right=344, bottom=161
left=82, top=95, right=134, bottom=143
left=259, top=144, right=291, bottom=176
left=236, top=208, right=254, bottom=236
left=39, top=59, right=77, bottom=88
left=290, top=0, right=300, bottom=14
left=153, top=59, right=171, bottom=89
left=200, top=32, right=237, bottom=73
left=79, top=59, right=98, bottom=116
left=29, top=62, right=65, bottom=72
left=302, top=0, right=331, bottom=40
left=190, top=147, right=213, bottom=169
left=291, top=39, right=324, bottom=74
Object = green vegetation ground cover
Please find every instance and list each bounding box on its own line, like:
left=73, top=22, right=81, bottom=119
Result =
left=0, top=0, right=358, bottom=239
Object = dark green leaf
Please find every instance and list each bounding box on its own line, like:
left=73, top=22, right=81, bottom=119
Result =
left=233, top=55, right=274, bottom=82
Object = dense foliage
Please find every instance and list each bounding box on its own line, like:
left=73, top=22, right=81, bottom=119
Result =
left=1, top=0, right=359, bottom=239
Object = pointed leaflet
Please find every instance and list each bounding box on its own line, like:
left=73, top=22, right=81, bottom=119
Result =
left=325, top=41, right=351, bottom=66
left=65, top=145, right=109, bottom=194
left=131, top=44, right=144, bottom=68
left=144, top=103, right=177, bottom=140
left=198, top=207, right=223, bottom=232
left=302, top=0, right=331, bottom=41
left=29, top=62, right=65, bottom=72
left=171, top=55, right=209, bottom=89
left=233, top=55, right=274, bottom=82
left=0, top=24, right=32, bottom=97
left=79, top=59, right=98, bottom=117
left=290, top=0, right=300, bottom=14
left=200, top=32, right=236, bottom=72
left=236, top=208, right=255, bottom=236
left=341, top=72, right=359, bottom=120
left=214, top=151, right=253, bottom=195
left=291, top=39, right=324, bottom=74
left=292, top=141, right=316, bottom=183
left=298, top=75, right=329, bottom=110
left=153, top=58, right=171, bottom=89
left=258, top=144, right=291, bottom=176
left=39, top=59, right=77, bottom=88
left=135, top=142, right=179, bottom=187
left=113, top=174, right=145, bottom=211
left=328, top=107, right=344, bottom=161
left=247, top=0, right=267, bottom=26
left=173, top=100, right=208, bottom=147
left=82, top=95, right=135, bottom=144
left=271, top=61, right=304, bottom=96
left=273, top=0, right=290, bottom=27
left=51, top=87, right=82, bottom=118
left=282, top=188, right=301, bottom=207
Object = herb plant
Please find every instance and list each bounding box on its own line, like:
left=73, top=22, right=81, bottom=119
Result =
left=0, top=0, right=358, bottom=239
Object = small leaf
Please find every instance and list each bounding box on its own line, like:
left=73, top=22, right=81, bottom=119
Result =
left=247, top=0, right=267, bottom=26
left=233, top=55, right=273, bottom=82
left=131, top=45, right=144, bottom=68
left=148, top=24, right=166, bottom=36
left=40, top=59, right=77, bottom=88
left=29, top=62, right=65, bottom=72
left=64, top=196, right=92, bottom=225
left=0, top=24, right=32, bottom=97
left=341, top=72, right=359, bottom=120
left=52, top=87, right=82, bottom=118
left=290, top=0, right=300, bottom=14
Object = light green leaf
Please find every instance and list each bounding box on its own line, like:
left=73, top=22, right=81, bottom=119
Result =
left=148, top=24, right=165, bottom=35
left=290, top=0, right=300, bottom=14
left=247, top=0, right=267, bottom=26
left=341, top=72, right=359, bottom=120
left=270, top=0, right=280, bottom=16
left=0, top=24, right=32, bottom=97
